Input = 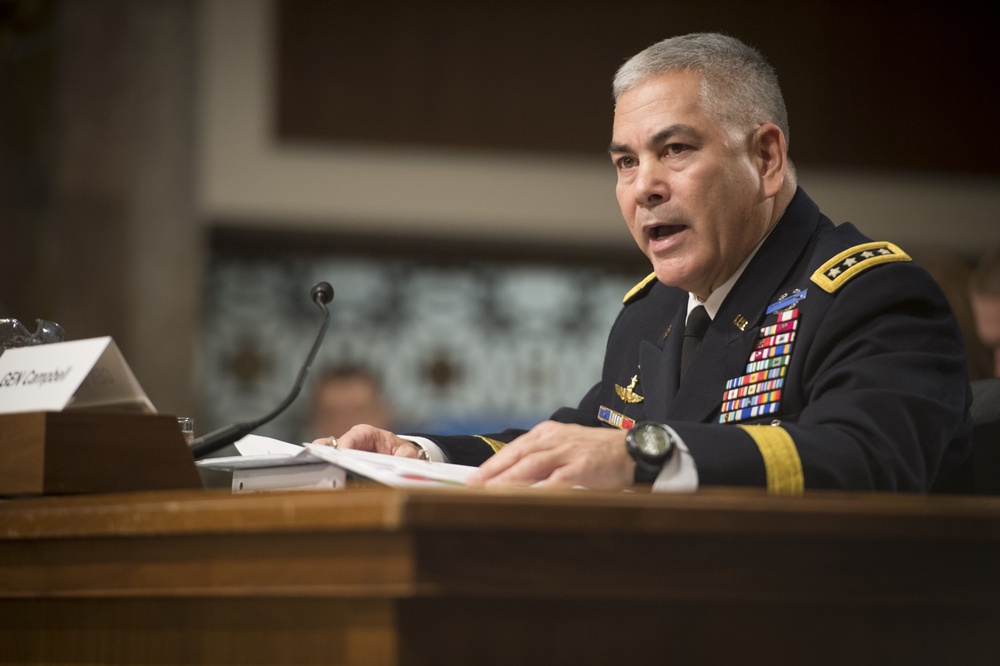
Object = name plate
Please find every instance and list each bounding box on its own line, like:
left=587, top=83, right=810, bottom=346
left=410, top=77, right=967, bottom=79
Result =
left=0, top=337, right=154, bottom=415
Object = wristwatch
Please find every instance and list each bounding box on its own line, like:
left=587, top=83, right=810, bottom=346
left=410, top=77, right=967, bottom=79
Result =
left=625, top=422, right=676, bottom=484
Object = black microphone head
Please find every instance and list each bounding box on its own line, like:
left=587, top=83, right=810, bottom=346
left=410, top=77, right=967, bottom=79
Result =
left=311, top=281, right=334, bottom=305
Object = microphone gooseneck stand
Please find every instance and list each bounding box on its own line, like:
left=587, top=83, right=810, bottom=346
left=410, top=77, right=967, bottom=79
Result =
left=190, top=282, right=333, bottom=460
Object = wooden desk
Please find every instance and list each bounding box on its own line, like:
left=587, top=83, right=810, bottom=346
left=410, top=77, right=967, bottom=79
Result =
left=2, top=487, right=999, bottom=664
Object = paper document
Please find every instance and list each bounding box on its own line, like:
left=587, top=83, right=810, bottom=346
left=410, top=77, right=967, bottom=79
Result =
left=194, top=435, right=322, bottom=470
left=304, top=443, right=475, bottom=488
left=196, top=434, right=475, bottom=488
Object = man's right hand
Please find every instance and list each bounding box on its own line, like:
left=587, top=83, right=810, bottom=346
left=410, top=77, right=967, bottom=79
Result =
left=312, top=424, right=423, bottom=458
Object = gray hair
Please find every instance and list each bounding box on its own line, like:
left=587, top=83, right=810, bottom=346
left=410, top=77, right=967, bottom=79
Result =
left=613, top=33, right=790, bottom=148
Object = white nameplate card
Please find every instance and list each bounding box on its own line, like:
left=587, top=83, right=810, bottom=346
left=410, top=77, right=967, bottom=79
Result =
left=0, top=336, right=155, bottom=415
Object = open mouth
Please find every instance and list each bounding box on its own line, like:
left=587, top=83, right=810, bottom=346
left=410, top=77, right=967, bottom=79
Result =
left=648, top=224, right=685, bottom=241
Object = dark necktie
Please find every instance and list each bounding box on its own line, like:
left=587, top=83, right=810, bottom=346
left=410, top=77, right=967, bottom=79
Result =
left=680, top=305, right=711, bottom=380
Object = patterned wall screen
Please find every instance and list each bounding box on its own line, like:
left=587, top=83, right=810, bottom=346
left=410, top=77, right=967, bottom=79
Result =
left=199, top=252, right=639, bottom=446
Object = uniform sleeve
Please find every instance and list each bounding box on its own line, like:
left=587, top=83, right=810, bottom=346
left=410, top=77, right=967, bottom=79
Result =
left=409, top=383, right=608, bottom=466
left=407, top=431, right=519, bottom=467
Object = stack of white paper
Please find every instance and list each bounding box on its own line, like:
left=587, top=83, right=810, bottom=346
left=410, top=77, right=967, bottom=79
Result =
left=196, top=434, right=476, bottom=492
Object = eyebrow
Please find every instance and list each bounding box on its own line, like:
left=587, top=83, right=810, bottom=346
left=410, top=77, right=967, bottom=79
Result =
left=608, top=123, right=702, bottom=155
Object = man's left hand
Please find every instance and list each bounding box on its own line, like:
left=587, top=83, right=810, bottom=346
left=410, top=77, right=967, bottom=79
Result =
left=466, top=421, right=634, bottom=489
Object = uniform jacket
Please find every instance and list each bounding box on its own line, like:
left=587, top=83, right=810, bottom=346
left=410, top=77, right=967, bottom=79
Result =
left=426, top=188, right=973, bottom=492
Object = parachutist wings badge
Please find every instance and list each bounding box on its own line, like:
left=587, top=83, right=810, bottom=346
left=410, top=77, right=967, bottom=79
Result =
left=615, top=375, right=644, bottom=404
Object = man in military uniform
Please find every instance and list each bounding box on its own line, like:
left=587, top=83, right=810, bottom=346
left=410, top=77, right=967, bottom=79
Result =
left=319, top=33, right=972, bottom=493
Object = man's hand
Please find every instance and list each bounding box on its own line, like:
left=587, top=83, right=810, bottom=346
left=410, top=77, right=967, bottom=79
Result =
left=466, top=421, right=634, bottom=489
left=312, top=424, right=422, bottom=458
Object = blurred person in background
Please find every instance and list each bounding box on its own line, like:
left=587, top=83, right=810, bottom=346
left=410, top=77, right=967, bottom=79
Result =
left=911, top=251, right=993, bottom=381
left=309, top=364, right=394, bottom=440
left=971, top=245, right=1000, bottom=378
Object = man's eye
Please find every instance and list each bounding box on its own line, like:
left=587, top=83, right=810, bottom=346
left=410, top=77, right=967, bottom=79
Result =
left=616, top=156, right=637, bottom=169
left=664, top=143, right=691, bottom=156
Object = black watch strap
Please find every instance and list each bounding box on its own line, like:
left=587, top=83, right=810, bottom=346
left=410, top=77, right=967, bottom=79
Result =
left=633, top=458, right=663, bottom=484
left=626, top=422, right=676, bottom=484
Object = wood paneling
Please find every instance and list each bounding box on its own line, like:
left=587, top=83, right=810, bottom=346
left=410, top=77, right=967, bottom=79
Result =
left=276, top=0, right=1000, bottom=174
left=2, top=487, right=1000, bottom=663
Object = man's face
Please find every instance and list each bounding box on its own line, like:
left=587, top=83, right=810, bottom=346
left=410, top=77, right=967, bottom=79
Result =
left=610, top=71, right=772, bottom=299
left=310, top=376, right=390, bottom=438
left=972, top=294, right=1000, bottom=377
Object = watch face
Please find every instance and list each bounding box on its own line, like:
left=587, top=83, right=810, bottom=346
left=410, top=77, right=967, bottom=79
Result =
left=635, top=425, right=669, bottom=457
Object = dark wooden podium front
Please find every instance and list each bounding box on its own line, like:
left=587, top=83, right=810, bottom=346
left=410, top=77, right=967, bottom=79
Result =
left=2, top=486, right=999, bottom=665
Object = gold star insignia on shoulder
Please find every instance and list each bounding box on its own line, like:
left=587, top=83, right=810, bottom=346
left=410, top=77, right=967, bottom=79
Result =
left=615, top=375, right=644, bottom=404
left=811, top=242, right=911, bottom=294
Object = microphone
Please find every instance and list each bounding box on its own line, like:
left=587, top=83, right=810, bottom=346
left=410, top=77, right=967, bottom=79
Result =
left=190, top=281, right=334, bottom=460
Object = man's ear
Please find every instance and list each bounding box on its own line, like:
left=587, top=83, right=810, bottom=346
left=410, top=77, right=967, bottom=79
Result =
left=754, top=123, right=787, bottom=198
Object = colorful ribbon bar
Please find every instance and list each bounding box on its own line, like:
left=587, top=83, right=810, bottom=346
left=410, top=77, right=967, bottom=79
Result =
left=719, top=401, right=780, bottom=423
left=598, top=405, right=635, bottom=430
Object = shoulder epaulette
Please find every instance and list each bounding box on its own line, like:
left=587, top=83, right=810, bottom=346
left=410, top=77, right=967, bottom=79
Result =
left=810, top=241, right=911, bottom=294
left=623, top=272, right=658, bottom=304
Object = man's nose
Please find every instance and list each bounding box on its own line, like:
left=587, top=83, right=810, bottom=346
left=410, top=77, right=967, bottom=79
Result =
left=633, top=161, right=669, bottom=206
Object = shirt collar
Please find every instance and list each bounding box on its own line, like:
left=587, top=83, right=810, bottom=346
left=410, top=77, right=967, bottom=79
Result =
left=686, top=226, right=774, bottom=322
